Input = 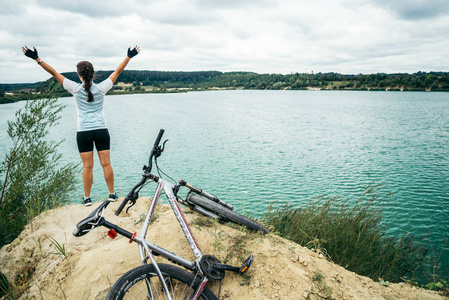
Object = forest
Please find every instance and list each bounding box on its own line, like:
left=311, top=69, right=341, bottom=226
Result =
left=2, top=70, right=449, bottom=103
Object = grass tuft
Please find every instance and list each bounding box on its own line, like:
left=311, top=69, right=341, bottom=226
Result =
left=263, top=185, right=429, bottom=283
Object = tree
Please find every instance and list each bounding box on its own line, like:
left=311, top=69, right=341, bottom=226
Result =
left=272, top=82, right=284, bottom=90
left=0, top=85, right=78, bottom=247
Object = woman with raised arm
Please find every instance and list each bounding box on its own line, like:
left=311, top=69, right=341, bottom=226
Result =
left=22, top=46, right=140, bottom=206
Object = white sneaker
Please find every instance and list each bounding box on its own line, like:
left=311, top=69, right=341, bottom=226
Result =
left=83, top=197, right=92, bottom=207
left=108, top=192, right=118, bottom=202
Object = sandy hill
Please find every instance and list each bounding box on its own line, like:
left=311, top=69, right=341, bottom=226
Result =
left=0, top=198, right=445, bottom=300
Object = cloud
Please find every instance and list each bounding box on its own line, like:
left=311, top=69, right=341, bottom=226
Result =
left=37, top=0, right=136, bottom=18
left=372, top=0, right=449, bottom=20
left=1, top=0, right=449, bottom=83
left=36, top=0, right=221, bottom=26
left=0, top=0, right=30, bottom=16
left=193, top=0, right=277, bottom=10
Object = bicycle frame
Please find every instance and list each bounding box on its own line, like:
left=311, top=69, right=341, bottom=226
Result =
left=102, top=176, right=209, bottom=300
left=75, top=129, right=255, bottom=299
left=138, top=178, right=203, bottom=262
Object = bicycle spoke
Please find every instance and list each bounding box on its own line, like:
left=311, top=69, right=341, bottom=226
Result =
left=126, top=280, right=150, bottom=299
left=175, top=279, right=190, bottom=300
left=119, top=275, right=201, bottom=300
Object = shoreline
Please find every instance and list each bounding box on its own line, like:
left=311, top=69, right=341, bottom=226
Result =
left=1, top=85, right=446, bottom=104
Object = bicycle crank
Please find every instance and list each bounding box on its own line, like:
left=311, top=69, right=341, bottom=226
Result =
left=199, top=255, right=225, bottom=280
left=199, top=254, right=254, bottom=280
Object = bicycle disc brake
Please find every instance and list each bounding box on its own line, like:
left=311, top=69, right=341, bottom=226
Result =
left=199, top=255, right=225, bottom=280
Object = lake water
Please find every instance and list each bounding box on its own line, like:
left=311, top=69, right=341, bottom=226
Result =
left=1, top=90, right=448, bottom=274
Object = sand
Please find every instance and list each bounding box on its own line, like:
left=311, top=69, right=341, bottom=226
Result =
left=0, top=198, right=446, bottom=299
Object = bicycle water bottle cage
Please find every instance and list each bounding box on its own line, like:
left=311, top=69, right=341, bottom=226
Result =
left=73, top=200, right=110, bottom=237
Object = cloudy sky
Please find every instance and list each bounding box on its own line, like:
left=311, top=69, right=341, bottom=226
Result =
left=1, top=0, right=449, bottom=83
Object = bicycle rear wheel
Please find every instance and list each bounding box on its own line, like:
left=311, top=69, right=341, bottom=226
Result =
left=106, top=263, right=217, bottom=300
left=187, top=194, right=269, bottom=234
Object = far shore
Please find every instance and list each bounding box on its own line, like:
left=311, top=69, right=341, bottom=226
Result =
left=1, top=83, right=446, bottom=104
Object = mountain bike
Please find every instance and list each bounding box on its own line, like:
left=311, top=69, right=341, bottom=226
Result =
left=73, top=129, right=269, bottom=299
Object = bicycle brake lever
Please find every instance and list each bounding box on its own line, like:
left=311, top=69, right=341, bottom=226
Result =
left=161, top=139, right=169, bottom=152
left=125, top=200, right=136, bottom=214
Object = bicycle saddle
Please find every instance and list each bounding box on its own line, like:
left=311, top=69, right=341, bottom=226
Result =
left=73, top=200, right=111, bottom=237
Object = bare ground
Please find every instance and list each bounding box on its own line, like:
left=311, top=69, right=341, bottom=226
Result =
left=0, top=198, right=446, bottom=299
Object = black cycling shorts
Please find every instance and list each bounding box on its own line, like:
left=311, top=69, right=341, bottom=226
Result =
left=76, top=129, right=111, bottom=153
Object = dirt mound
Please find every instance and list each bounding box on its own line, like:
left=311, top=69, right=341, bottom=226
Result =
left=0, top=198, right=445, bottom=299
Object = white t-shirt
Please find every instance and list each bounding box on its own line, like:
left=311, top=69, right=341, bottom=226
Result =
left=63, top=78, right=113, bottom=132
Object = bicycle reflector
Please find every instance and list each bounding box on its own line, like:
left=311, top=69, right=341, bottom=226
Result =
left=239, top=255, right=254, bottom=274
left=108, top=229, right=117, bottom=239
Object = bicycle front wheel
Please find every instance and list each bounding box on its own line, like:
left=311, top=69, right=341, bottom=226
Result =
left=106, top=263, right=217, bottom=300
left=187, top=194, right=269, bottom=234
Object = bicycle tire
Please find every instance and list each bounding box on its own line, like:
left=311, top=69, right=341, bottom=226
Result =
left=187, top=194, right=269, bottom=234
left=106, top=263, right=217, bottom=300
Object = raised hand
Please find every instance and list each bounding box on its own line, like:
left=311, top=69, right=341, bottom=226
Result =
left=127, top=46, right=140, bottom=58
left=22, top=46, right=39, bottom=60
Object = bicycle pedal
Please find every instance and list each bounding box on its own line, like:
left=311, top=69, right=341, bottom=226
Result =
left=239, top=255, right=254, bottom=274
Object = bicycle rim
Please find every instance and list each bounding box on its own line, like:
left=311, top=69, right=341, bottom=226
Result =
left=106, top=263, right=217, bottom=300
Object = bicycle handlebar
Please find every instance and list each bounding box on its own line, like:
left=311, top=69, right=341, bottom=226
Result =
left=115, top=194, right=131, bottom=216
left=115, top=129, right=165, bottom=216
left=154, top=129, right=165, bottom=152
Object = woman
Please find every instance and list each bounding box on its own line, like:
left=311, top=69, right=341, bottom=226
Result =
left=22, top=45, right=140, bottom=206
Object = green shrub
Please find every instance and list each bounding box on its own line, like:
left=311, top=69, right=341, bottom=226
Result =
left=263, top=185, right=428, bottom=283
left=0, top=84, right=78, bottom=248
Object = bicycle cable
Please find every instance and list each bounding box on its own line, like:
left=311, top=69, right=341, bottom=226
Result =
left=136, top=180, right=151, bottom=193
left=155, top=157, right=176, bottom=184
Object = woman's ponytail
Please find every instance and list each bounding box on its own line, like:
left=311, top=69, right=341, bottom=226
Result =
left=76, top=61, right=95, bottom=102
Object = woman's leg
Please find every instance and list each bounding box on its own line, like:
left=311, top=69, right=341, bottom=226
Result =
left=80, top=151, right=94, bottom=198
left=98, top=150, right=114, bottom=194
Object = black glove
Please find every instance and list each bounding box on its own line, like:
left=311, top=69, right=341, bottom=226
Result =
left=127, top=46, right=140, bottom=58
left=23, top=46, right=39, bottom=60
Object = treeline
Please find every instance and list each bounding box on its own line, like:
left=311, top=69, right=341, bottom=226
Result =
left=0, top=82, right=41, bottom=103
left=82, top=70, right=449, bottom=91
left=2, top=70, right=449, bottom=103
left=88, top=70, right=449, bottom=91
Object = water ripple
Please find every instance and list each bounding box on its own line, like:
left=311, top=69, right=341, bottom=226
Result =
left=1, top=90, right=448, bottom=273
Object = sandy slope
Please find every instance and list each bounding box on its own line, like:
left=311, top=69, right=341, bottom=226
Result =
left=0, top=198, right=445, bottom=300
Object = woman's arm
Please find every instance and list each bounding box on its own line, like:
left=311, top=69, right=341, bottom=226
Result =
left=22, top=46, right=65, bottom=85
left=108, top=46, right=140, bottom=84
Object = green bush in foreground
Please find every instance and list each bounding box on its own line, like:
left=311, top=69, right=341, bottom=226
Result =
left=263, top=185, right=428, bottom=283
left=0, top=85, right=78, bottom=248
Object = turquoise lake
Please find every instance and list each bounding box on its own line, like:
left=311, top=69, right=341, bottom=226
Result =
left=1, top=90, right=448, bottom=274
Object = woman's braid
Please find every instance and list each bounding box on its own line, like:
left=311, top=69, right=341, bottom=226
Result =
left=76, top=61, right=95, bottom=102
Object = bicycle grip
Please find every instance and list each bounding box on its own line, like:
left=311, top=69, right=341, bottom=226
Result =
left=115, top=198, right=129, bottom=216
left=153, top=129, right=165, bottom=149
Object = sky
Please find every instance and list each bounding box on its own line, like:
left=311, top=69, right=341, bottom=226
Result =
left=1, top=0, right=449, bottom=83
